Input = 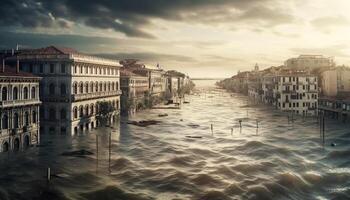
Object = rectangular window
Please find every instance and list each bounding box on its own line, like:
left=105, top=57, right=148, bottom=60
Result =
left=61, top=64, right=66, bottom=73
left=39, top=64, right=44, bottom=73
left=29, top=64, right=33, bottom=73
left=50, top=64, right=55, bottom=73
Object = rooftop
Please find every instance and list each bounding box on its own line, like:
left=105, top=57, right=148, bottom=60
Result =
left=0, top=66, right=40, bottom=78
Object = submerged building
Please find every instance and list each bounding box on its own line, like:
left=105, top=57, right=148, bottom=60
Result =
left=120, top=68, right=149, bottom=113
left=0, top=64, right=41, bottom=152
left=6, top=46, right=121, bottom=135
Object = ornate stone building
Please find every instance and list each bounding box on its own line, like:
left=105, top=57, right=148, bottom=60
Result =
left=120, top=68, right=149, bottom=113
left=7, top=46, right=121, bottom=135
left=0, top=65, right=41, bottom=152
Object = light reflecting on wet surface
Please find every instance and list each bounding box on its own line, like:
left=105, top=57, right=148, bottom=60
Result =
left=0, top=80, right=350, bottom=200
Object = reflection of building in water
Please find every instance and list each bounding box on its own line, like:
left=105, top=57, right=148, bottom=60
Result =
left=0, top=64, right=41, bottom=152
left=7, top=46, right=121, bottom=135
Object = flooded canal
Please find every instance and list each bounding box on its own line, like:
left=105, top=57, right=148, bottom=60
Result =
left=0, top=80, right=350, bottom=200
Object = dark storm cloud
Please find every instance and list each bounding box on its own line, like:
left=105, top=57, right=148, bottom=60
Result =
left=0, top=0, right=295, bottom=38
left=0, top=31, right=119, bottom=50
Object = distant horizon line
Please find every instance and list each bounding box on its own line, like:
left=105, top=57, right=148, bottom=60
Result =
left=191, top=78, right=224, bottom=80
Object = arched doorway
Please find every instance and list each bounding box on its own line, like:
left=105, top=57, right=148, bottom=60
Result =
left=24, top=135, right=30, bottom=148
left=2, top=142, right=9, bottom=152
left=91, top=122, right=94, bottom=129
left=13, top=138, right=20, bottom=151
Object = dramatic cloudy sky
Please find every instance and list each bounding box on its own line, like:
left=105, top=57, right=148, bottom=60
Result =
left=1, top=0, right=350, bottom=78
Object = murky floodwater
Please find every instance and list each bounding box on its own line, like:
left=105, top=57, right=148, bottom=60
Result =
left=1, top=80, right=350, bottom=200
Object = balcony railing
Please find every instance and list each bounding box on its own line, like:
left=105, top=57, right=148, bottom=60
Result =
left=71, top=90, right=122, bottom=101
left=0, top=99, right=41, bottom=108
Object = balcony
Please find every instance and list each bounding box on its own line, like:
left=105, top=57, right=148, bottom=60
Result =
left=0, top=99, right=41, bottom=108
left=71, top=90, right=122, bottom=102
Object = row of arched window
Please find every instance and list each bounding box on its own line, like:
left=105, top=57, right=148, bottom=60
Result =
left=43, top=83, right=67, bottom=96
left=1, top=111, right=37, bottom=130
left=1, top=86, right=37, bottom=101
left=73, top=65, right=118, bottom=76
left=72, top=81, right=119, bottom=94
left=42, top=100, right=119, bottom=121
left=73, top=100, right=119, bottom=119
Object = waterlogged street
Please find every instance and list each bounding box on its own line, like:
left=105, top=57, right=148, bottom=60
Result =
left=0, top=80, right=350, bottom=200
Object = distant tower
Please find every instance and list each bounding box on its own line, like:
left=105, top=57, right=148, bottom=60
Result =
left=254, top=63, right=259, bottom=71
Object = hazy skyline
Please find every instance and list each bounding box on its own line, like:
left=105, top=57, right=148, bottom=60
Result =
left=1, top=0, right=350, bottom=78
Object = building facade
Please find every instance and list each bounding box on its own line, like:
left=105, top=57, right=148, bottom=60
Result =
left=120, top=68, right=149, bottom=113
left=284, top=55, right=334, bottom=70
left=274, top=73, right=318, bottom=116
left=0, top=65, right=41, bottom=152
left=321, top=66, right=350, bottom=97
left=7, top=46, right=121, bottom=135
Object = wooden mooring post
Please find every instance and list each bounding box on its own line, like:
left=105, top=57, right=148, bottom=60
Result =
left=96, top=134, right=99, bottom=173
left=238, top=120, right=242, bottom=133
left=108, top=131, right=112, bottom=174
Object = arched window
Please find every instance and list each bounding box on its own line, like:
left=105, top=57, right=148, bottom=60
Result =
left=85, top=105, right=89, bottom=116
left=1, top=87, right=7, bottom=101
left=108, top=82, right=111, bottom=91
left=24, top=111, right=29, bottom=126
left=104, top=82, right=107, bottom=91
left=116, top=100, right=119, bottom=109
left=79, top=106, right=84, bottom=117
left=60, top=83, right=66, bottom=95
left=112, top=82, right=115, bottom=91
left=73, top=107, right=78, bottom=119
left=85, top=82, right=89, bottom=93
left=96, top=104, right=99, bottom=113
left=23, top=87, right=29, bottom=99
left=49, top=83, right=55, bottom=95
left=99, top=83, right=102, bottom=91
left=13, top=87, right=18, bottom=100
left=95, top=81, right=98, bottom=92
left=49, top=108, right=56, bottom=120
left=73, top=82, right=78, bottom=94
left=116, top=82, right=119, bottom=90
left=90, top=82, right=94, bottom=93
left=60, top=108, right=67, bottom=120
left=2, top=114, right=8, bottom=129
left=31, top=87, right=36, bottom=99
left=13, top=113, right=19, bottom=128
left=79, top=82, right=84, bottom=94
left=90, top=104, right=94, bottom=115
left=32, top=111, right=37, bottom=123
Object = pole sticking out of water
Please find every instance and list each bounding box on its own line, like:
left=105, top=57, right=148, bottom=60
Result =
left=256, top=120, right=259, bottom=135
left=47, top=167, right=51, bottom=182
left=231, top=127, right=233, bottom=136
left=96, top=134, right=99, bottom=173
left=211, top=124, right=213, bottom=135
left=239, top=120, right=242, bottom=133
left=322, top=115, right=325, bottom=146
left=108, top=131, right=111, bottom=174
left=319, top=113, right=322, bottom=138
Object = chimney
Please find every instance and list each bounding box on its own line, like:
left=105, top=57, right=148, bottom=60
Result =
left=16, top=58, right=19, bottom=73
